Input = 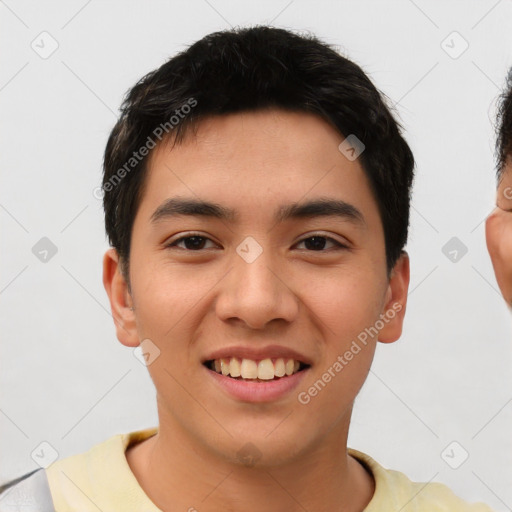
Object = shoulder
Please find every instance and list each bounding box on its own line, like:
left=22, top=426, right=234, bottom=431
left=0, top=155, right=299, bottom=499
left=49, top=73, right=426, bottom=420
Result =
left=0, top=428, right=158, bottom=512
left=348, top=448, right=494, bottom=512
left=0, top=468, right=55, bottom=512
left=45, top=428, right=158, bottom=511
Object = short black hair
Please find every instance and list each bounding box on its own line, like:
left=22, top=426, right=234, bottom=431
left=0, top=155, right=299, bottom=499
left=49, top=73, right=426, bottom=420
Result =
left=496, top=67, right=512, bottom=180
left=102, top=25, right=414, bottom=279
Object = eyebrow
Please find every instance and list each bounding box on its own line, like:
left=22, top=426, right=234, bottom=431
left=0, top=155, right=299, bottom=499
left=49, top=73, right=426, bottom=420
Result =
left=150, top=197, right=365, bottom=226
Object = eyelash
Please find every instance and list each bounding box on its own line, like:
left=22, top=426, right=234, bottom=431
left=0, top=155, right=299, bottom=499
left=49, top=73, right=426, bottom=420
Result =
left=165, top=232, right=348, bottom=252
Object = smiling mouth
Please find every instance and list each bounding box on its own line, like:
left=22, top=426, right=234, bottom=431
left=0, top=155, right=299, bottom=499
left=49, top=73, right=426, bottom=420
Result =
left=204, top=357, right=310, bottom=381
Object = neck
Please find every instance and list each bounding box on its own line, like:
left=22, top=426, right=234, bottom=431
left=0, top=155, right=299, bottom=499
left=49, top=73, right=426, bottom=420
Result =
left=126, top=407, right=374, bottom=512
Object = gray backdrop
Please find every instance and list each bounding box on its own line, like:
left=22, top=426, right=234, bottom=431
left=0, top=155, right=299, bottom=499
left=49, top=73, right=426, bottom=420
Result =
left=1, top=0, right=511, bottom=510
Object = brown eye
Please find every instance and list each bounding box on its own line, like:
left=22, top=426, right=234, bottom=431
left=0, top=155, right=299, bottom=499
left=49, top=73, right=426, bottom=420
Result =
left=295, top=235, right=347, bottom=251
left=166, top=234, right=217, bottom=251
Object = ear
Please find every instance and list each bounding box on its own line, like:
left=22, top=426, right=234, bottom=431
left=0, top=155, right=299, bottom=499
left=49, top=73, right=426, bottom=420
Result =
left=378, top=251, right=410, bottom=344
left=102, top=248, right=139, bottom=347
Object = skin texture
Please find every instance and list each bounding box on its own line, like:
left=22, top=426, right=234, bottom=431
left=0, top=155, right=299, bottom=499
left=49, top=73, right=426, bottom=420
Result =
left=486, top=163, right=512, bottom=308
left=103, top=109, right=410, bottom=512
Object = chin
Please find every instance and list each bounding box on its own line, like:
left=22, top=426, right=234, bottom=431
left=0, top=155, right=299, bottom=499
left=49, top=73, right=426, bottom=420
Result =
left=211, top=429, right=310, bottom=469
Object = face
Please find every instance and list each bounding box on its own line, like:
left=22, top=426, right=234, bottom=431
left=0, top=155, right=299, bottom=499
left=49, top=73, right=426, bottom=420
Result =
left=104, top=109, right=409, bottom=466
left=486, top=162, right=512, bottom=307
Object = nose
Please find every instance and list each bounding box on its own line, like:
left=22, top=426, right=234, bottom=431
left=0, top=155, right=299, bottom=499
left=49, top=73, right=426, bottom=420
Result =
left=215, top=247, right=300, bottom=330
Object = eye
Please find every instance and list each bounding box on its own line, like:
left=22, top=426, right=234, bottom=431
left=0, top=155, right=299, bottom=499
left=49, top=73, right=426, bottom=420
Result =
left=165, top=233, right=218, bottom=251
left=165, top=233, right=349, bottom=252
left=294, top=234, right=348, bottom=251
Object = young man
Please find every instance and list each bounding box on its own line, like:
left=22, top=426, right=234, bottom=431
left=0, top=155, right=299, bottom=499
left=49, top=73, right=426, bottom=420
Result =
left=486, top=68, right=512, bottom=308
left=1, top=26, right=493, bottom=511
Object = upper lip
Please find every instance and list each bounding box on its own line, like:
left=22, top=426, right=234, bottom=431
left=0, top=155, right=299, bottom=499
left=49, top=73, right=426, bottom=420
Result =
left=202, top=345, right=313, bottom=366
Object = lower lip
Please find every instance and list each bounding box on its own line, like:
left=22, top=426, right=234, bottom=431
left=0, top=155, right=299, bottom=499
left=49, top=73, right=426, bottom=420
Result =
left=204, top=365, right=309, bottom=403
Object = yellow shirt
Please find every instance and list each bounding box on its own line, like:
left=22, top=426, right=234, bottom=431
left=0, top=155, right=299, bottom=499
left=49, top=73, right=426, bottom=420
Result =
left=46, top=428, right=493, bottom=511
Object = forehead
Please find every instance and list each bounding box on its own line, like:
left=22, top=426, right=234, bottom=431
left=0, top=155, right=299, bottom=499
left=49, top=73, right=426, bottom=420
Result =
left=138, top=109, right=382, bottom=229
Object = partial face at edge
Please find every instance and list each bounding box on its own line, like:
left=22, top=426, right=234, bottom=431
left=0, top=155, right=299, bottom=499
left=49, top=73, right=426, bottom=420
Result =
left=104, top=109, right=409, bottom=465
left=486, top=163, right=512, bottom=307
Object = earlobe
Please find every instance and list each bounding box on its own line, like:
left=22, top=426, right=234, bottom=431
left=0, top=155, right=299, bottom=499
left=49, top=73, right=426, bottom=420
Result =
left=378, top=251, right=410, bottom=344
left=102, top=248, right=140, bottom=347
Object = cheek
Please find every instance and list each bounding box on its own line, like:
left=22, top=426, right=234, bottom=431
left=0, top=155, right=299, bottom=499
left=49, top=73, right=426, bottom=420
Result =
left=304, top=266, right=386, bottom=336
left=495, top=224, right=512, bottom=286
left=486, top=213, right=512, bottom=298
left=133, top=256, right=215, bottom=316
left=297, top=268, right=385, bottom=404
left=487, top=213, right=512, bottom=265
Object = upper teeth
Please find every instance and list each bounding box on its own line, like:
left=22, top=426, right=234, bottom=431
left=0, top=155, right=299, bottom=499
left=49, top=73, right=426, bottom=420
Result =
left=212, top=357, right=301, bottom=380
